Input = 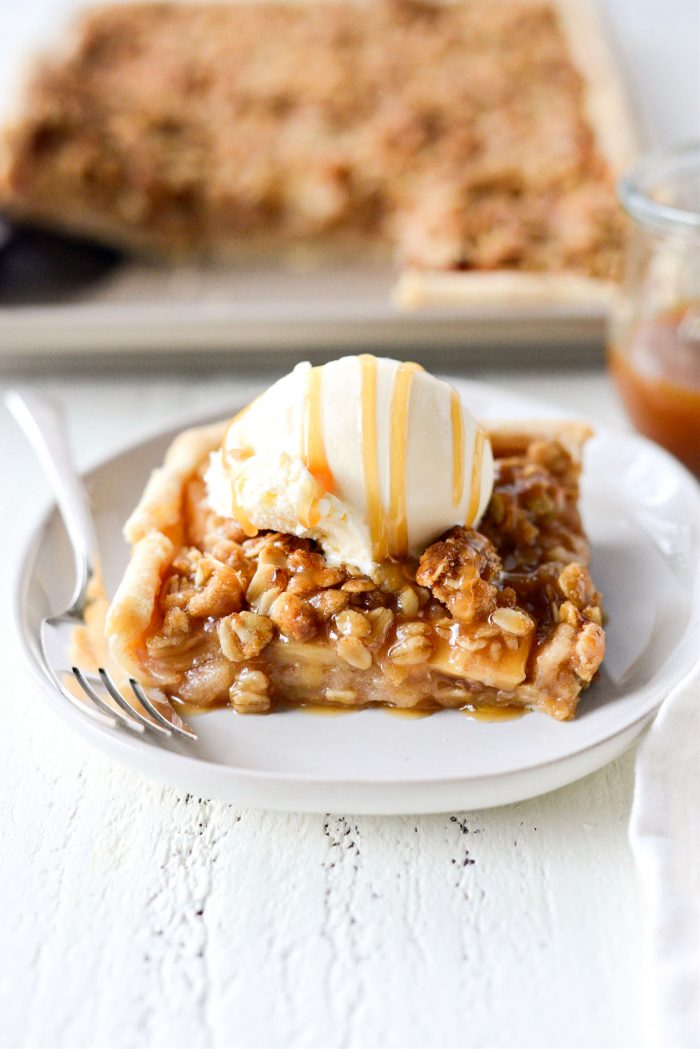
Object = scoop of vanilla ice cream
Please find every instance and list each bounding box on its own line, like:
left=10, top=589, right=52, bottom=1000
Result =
left=205, top=356, right=494, bottom=573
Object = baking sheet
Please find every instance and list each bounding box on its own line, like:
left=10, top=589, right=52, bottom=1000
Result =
left=0, top=238, right=608, bottom=366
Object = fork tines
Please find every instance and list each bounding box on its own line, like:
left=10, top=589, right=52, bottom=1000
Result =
left=72, top=666, right=197, bottom=741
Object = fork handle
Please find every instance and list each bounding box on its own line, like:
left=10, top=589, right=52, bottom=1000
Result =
left=6, top=388, right=99, bottom=611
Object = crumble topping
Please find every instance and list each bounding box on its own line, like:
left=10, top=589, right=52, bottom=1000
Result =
left=135, top=431, right=604, bottom=719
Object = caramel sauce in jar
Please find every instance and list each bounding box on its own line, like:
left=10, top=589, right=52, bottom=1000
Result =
left=608, top=303, right=700, bottom=473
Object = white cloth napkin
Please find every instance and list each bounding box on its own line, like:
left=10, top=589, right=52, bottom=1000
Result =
left=630, top=664, right=700, bottom=1049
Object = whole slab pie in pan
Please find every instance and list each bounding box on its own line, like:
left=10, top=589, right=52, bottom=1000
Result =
left=0, top=0, right=636, bottom=311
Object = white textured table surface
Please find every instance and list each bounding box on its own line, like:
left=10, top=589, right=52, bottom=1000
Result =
left=0, top=367, right=652, bottom=1049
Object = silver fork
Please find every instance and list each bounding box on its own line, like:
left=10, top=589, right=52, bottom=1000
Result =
left=7, top=389, right=196, bottom=742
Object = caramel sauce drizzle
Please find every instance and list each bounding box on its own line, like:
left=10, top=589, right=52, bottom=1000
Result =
left=302, top=366, right=334, bottom=495
left=450, top=389, right=465, bottom=507
left=388, top=361, right=422, bottom=556
left=297, top=366, right=335, bottom=529
left=230, top=472, right=257, bottom=537
left=221, top=448, right=258, bottom=537
left=465, top=428, right=486, bottom=525
left=223, top=397, right=262, bottom=536
left=359, top=354, right=389, bottom=561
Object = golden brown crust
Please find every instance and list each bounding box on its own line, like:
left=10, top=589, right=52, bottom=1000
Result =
left=124, top=421, right=226, bottom=543
left=394, top=269, right=617, bottom=309
left=108, top=419, right=227, bottom=676
left=106, top=530, right=175, bottom=678
left=485, top=419, right=593, bottom=461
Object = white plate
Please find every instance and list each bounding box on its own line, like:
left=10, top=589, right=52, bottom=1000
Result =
left=14, top=380, right=700, bottom=813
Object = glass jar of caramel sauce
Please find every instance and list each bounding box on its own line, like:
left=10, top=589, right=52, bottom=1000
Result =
left=608, top=143, right=700, bottom=473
